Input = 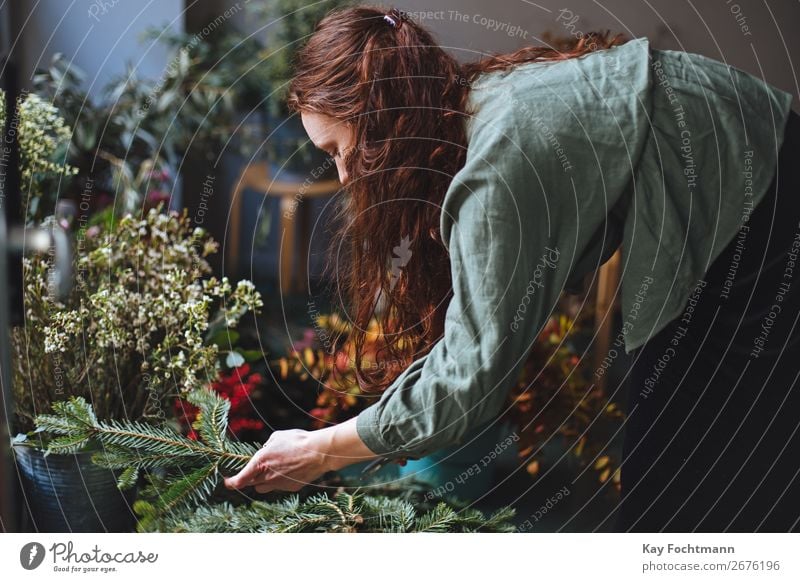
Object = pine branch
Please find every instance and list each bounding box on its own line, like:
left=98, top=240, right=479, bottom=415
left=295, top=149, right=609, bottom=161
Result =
left=34, top=389, right=518, bottom=533
left=144, top=487, right=518, bottom=533
left=34, top=387, right=259, bottom=518
left=186, top=387, right=230, bottom=450
left=360, top=495, right=416, bottom=532
left=414, top=502, right=459, bottom=532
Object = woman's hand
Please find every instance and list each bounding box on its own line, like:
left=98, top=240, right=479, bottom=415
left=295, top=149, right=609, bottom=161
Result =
left=223, top=415, right=380, bottom=494
left=223, top=428, right=330, bottom=493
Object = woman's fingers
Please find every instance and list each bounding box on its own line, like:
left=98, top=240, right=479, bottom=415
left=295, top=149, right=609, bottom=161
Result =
left=255, top=478, right=303, bottom=494
left=254, top=482, right=277, bottom=494
left=223, top=452, right=293, bottom=492
left=224, top=428, right=329, bottom=493
left=224, top=452, right=267, bottom=490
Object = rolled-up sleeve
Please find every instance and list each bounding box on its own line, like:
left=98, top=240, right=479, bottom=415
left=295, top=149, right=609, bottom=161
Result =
left=355, top=107, right=599, bottom=460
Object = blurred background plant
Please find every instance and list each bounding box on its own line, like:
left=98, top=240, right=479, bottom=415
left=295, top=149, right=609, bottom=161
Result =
left=137, top=25, right=270, bottom=155
left=0, top=88, right=79, bottom=225
left=273, top=308, right=625, bottom=489
left=142, top=0, right=355, bottom=168
left=274, top=311, right=381, bottom=428
left=20, top=0, right=354, bottom=266
left=250, top=0, right=354, bottom=119
left=503, top=313, right=625, bottom=492
left=31, top=52, right=226, bottom=220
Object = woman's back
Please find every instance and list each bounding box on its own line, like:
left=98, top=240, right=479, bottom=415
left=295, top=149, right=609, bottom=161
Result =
left=457, top=37, right=794, bottom=354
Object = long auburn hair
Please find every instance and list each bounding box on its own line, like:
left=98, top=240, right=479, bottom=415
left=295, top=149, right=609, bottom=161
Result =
left=287, top=4, right=628, bottom=394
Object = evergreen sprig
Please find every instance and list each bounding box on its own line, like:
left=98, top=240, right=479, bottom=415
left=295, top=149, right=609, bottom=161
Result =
left=34, top=389, right=518, bottom=533
left=34, top=388, right=258, bottom=520
left=142, top=489, right=518, bottom=533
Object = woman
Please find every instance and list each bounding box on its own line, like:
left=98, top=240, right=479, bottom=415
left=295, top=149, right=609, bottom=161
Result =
left=225, top=5, right=799, bottom=532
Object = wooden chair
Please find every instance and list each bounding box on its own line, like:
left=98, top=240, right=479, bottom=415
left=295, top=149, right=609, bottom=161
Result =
left=227, top=163, right=340, bottom=295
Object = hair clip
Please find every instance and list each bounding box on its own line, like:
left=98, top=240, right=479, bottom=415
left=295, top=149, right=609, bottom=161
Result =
left=383, top=14, right=398, bottom=28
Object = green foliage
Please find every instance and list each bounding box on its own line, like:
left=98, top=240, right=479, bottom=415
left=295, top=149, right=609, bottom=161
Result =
left=141, top=1, right=354, bottom=166
left=147, top=489, right=517, bottom=533
left=251, top=0, right=355, bottom=119
left=138, top=24, right=269, bottom=114
left=33, top=387, right=517, bottom=533
left=34, top=387, right=259, bottom=523
left=32, top=55, right=180, bottom=214
left=186, top=387, right=231, bottom=450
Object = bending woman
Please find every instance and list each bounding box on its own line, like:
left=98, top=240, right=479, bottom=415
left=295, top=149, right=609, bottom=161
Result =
left=224, top=5, right=800, bottom=532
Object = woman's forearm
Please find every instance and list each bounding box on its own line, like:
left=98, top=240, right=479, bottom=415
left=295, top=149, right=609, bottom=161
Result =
left=312, top=415, right=380, bottom=472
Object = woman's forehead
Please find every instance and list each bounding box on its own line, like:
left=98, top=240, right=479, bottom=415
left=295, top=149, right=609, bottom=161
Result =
left=301, top=111, right=352, bottom=147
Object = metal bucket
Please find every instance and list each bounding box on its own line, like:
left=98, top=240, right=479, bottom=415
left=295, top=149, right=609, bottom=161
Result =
left=12, top=445, right=138, bottom=533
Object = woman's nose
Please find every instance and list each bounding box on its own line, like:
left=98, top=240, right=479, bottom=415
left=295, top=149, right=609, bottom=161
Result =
left=336, top=161, right=349, bottom=187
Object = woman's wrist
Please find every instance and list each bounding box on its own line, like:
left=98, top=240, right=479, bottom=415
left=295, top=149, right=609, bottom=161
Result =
left=312, top=415, right=380, bottom=473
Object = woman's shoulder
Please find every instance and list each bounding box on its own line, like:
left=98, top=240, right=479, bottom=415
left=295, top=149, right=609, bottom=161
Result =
left=451, top=37, right=654, bottom=222
left=439, top=41, right=655, bottom=258
left=463, top=37, right=653, bottom=160
left=466, top=36, right=652, bottom=115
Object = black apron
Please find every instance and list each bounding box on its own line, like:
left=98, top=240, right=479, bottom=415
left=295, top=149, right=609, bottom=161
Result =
left=617, top=109, right=800, bottom=532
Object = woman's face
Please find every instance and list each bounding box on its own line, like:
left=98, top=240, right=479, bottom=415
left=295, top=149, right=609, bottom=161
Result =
left=300, top=111, right=356, bottom=187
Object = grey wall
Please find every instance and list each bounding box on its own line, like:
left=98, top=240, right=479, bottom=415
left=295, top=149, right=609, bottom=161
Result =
left=11, top=1, right=797, bottom=107
left=11, top=0, right=184, bottom=98
left=396, top=0, right=798, bottom=110
left=218, top=0, right=798, bottom=111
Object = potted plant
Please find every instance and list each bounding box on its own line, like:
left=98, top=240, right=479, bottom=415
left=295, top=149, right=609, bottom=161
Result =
left=10, top=202, right=263, bottom=532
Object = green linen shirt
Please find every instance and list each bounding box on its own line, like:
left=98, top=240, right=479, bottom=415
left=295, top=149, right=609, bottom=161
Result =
left=355, top=36, right=795, bottom=459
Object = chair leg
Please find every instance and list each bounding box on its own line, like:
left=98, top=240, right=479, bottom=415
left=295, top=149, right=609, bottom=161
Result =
left=227, top=180, right=244, bottom=280
left=279, top=195, right=297, bottom=296
left=593, top=249, right=621, bottom=392
left=228, top=164, right=269, bottom=280
left=295, top=198, right=313, bottom=294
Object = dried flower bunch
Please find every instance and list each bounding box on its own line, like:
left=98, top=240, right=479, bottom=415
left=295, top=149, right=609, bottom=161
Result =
left=11, top=205, right=263, bottom=432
